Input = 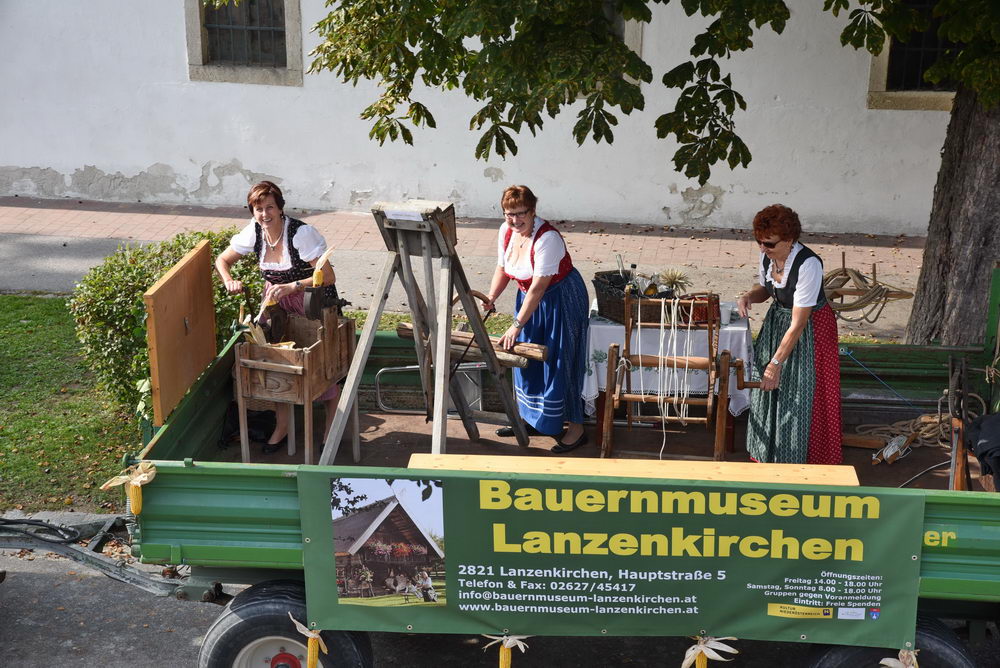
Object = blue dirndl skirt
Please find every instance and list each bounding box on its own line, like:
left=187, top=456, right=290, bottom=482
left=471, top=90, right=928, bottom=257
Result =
left=513, top=268, right=589, bottom=435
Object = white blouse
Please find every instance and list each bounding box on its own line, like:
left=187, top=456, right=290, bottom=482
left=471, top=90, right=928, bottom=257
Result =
left=757, top=242, right=824, bottom=308
left=229, top=217, right=328, bottom=270
left=496, top=217, right=567, bottom=281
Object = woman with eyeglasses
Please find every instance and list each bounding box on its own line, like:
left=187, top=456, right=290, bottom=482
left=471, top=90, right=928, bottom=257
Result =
left=481, top=185, right=590, bottom=453
left=215, top=180, right=341, bottom=454
left=736, top=204, right=841, bottom=465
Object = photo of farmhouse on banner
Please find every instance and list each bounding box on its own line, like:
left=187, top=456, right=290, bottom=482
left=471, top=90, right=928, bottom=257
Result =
left=331, top=478, right=446, bottom=607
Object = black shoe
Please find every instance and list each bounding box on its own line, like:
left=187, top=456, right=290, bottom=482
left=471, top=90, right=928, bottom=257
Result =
left=551, top=432, right=588, bottom=454
left=262, top=437, right=287, bottom=454
left=495, top=423, right=544, bottom=438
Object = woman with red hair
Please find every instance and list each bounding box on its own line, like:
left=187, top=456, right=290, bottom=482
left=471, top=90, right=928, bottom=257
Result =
left=482, top=185, right=590, bottom=453
left=736, top=204, right=841, bottom=464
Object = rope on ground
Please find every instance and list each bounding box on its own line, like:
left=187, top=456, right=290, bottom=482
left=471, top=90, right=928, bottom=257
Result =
left=854, top=392, right=986, bottom=448
left=823, top=267, right=912, bottom=323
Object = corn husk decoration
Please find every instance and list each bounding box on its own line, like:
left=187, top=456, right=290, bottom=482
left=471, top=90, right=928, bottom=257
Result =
left=681, top=636, right=739, bottom=668
left=288, top=613, right=328, bottom=668
left=100, top=461, right=156, bottom=515
left=881, top=649, right=919, bottom=667
left=239, top=312, right=295, bottom=348
left=482, top=634, right=531, bottom=668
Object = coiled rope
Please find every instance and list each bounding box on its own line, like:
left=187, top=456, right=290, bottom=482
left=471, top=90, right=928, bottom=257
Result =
left=854, top=391, right=986, bottom=448
left=823, top=266, right=912, bottom=323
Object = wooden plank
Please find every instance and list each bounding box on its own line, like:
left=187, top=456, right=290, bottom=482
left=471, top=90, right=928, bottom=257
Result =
left=618, top=394, right=710, bottom=406
left=143, top=240, right=217, bottom=426
left=615, top=414, right=710, bottom=424
left=430, top=254, right=454, bottom=452
left=408, top=454, right=860, bottom=487
left=842, top=433, right=885, bottom=449
left=452, top=260, right=526, bottom=447
left=239, top=359, right=305, bottom=375
left=319, top=253, right=399, bottom=466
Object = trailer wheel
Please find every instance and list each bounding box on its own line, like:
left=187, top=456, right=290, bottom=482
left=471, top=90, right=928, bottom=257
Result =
left=806, top=615, right=975, bottom=668
left=199, top=580, right=372, bottom=668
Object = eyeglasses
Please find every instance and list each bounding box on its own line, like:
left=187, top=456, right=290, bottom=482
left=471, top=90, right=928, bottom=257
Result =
left=755, top=238, right=783, bottom=249
left=504, top=210, right=532, bottom=220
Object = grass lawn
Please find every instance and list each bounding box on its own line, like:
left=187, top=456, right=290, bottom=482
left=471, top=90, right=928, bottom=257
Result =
left=0, top=295, right=139, bottom=512
left=0, top=298, right=511, bottom=513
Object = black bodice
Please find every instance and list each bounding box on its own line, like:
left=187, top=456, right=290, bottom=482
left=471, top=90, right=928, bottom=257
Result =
left=762, top=243, right=827, bottom=310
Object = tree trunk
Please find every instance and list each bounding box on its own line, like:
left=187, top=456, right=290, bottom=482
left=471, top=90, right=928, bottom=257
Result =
left=905, top=86, right=1000, bottom=345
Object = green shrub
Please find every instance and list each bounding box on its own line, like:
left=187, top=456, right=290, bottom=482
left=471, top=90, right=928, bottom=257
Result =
left=69, top=229, right=264, bottom=416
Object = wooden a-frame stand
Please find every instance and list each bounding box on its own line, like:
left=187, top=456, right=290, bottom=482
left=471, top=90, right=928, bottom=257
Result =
left=318, top=200, right=529, bottom=465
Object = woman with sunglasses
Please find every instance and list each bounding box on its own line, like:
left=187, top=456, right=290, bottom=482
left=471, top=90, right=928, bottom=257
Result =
left=736, top=204, right=841, bottom=465
left=481, top=185, right=590, bottom=453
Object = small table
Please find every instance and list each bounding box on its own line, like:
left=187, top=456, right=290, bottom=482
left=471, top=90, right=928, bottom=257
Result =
left=582, top=312, right=755, bottom=417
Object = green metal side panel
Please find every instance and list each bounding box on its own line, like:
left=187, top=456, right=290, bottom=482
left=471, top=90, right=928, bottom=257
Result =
left=838, top=343, right=988, bottom=401
left=139, top=331, right=240, bottom=459
left=135, top=461, right=303, bottom=569
left=919, top=489, right=1000, bottom=602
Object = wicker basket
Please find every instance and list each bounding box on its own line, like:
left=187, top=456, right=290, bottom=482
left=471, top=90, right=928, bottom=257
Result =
left=593, top=271, right=719, bottom=325
left=593, top=270, right=675, bottom=324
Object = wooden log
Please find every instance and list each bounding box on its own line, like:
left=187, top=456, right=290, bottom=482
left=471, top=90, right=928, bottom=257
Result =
left=627, top=354, right=711, bottom=370
left=397, top=322, right=547, bottom=361
left=449, top=344, right=528, bottom=368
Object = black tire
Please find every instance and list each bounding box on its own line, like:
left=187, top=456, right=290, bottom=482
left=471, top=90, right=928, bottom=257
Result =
left=807, top=615, right=976, bottom=668
left=199, top=580, right=372, bottom=668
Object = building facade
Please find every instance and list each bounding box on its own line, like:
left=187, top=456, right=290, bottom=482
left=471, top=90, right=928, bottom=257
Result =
left=0, top=1, right=950, bottom=234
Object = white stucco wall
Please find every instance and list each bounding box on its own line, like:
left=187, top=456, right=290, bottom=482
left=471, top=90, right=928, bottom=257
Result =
left=0, top=1, right=949, bottom=234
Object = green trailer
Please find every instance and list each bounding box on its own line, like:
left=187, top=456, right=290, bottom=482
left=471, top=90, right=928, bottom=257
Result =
left=6, top=269, right=1000, bottom=668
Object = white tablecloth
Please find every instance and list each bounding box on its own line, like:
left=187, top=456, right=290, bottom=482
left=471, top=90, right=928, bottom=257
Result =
left=582, top=313, right=755, bottom=417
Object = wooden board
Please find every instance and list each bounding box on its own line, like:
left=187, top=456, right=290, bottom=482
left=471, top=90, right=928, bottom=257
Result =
left=842, top=433, right=886, bottom=449
left=408, top=453, right=860, bottom=486
left=143, top=240, right=217, bottom=426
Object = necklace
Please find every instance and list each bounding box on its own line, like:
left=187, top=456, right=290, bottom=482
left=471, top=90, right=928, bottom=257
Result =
left=263, top=218, right=284, bottom=251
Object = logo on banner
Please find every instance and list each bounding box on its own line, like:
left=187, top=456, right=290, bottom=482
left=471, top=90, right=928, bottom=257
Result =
left=870, top=608, right=881, bottom=620
left=767, top=603, right=834, bottom=619
left=837, top=608, right=866, bottom=620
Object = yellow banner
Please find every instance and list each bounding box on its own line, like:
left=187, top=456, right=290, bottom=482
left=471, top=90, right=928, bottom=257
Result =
left=767, top=603, right=833, bottom=619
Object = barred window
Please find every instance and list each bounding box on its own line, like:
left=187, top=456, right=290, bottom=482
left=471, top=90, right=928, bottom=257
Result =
left=204, top=0, right=286, bottom=68
left=866, top=0, right=953, bottom=110
left=885, top=0, right=956, bottom=92
left=185, top=0, right=302, bottom=86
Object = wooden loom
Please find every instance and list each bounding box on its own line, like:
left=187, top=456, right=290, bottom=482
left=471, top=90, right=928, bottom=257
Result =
left=600, top=292, right=758, bottom=461
left=317, top=200, right=529, bottom=465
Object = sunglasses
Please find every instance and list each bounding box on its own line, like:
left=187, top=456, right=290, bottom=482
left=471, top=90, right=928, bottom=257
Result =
left=755, top=238, right=783, bottom=249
